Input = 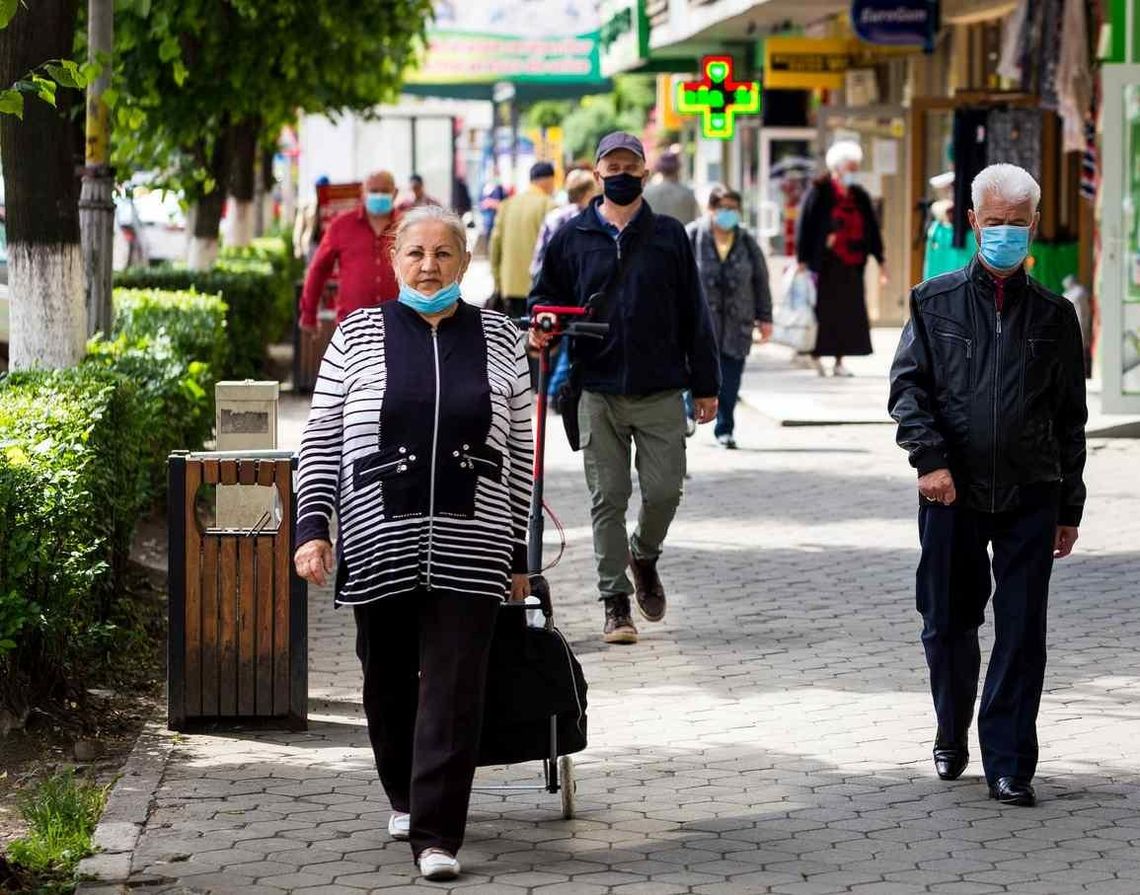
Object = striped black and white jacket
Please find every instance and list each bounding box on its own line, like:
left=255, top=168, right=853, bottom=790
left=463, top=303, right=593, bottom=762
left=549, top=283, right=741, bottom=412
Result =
left=296, top=300, right=533, bottom=605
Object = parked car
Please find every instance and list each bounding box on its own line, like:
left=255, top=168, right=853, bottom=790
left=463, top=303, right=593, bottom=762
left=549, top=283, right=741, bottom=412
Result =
left=113, top=187, right=187, bottom=269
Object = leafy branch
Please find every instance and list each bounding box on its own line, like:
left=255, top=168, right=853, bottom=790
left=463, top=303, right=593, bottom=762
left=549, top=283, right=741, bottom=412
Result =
left=0, top=58, right=96, bottom=119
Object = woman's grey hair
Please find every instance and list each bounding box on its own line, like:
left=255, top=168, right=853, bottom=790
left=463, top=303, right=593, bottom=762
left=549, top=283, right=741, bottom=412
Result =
left=971, top=164, right=1041, bottom=211
left=825, top=140, right=863, bottom=172
left=394, top=205, right=468, bottom=254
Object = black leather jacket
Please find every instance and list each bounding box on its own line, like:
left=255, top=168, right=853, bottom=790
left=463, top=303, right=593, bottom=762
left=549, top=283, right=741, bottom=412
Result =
left=888, top=258, right=1087, bottom=526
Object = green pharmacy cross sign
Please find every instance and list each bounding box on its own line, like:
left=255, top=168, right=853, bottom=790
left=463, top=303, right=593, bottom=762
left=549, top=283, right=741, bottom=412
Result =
left=676, top=55, right=761, bottom=140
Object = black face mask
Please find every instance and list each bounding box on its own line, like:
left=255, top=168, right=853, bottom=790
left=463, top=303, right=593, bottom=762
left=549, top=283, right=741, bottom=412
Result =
left=602, top=172, right=644, bottom=206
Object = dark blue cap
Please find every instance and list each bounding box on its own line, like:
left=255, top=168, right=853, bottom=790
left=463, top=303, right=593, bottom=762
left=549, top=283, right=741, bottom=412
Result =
left=530, top=161, right=555, bottom=180
left=595, top=132, right=645, bottom=162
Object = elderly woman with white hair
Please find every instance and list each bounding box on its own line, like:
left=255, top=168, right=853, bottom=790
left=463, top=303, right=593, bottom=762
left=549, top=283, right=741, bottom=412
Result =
left=889, top=163, right=1087, bottom=809
left=795, top=140, right=885, bottom=376
left=294, top=205, right=533, bottom=881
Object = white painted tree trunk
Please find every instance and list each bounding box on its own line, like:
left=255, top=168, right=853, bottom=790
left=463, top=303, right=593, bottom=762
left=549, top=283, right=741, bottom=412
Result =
left=187, top=236, right=218, bottom=271
left=8, top=242, right=86, bottom=370
left=229, top=200, right=255, bottom=247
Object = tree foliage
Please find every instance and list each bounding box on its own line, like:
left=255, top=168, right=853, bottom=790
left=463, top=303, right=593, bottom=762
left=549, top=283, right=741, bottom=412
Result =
left=0, top=0, right=94, bottom=119
left=111, top=0, right=435, bottom=203
left=526, top=76, right=657, bottom=160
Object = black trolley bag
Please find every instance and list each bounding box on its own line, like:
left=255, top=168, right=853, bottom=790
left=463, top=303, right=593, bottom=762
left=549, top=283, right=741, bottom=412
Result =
left=473, top=305, right=610, bottom=818
left=478, top=586, right=588, bottom=768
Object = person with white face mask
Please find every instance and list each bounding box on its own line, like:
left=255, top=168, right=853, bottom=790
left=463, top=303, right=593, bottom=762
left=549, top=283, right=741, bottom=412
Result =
left=294, top=206, right=533, bottom=882
left=889, top=163, right=1088, bottom=809
left=795, top=140, right=886, bottom=377
left=300, top=169, right=402, bottom=331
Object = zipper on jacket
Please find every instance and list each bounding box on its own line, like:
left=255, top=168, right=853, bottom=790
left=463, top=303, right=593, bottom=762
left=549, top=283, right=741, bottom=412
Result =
left=991, top=310, right=1002, bottom=512
left=934, top=330, right=973, bottom=359
left=356, top=457, right=409, bottom=487
left=459, top=451, right=498, bottom=472
left=426, top=327, right=442, bottom=588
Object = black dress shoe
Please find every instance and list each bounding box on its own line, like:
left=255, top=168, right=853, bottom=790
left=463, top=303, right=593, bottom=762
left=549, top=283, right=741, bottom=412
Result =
left=933, top=744, right=969, bottom=780
left=989, top=776, right=1036, bottom=806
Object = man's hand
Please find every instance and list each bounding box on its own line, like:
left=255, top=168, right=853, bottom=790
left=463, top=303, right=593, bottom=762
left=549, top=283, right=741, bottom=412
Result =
left=509, top=574, right=531, bottom=602
left=527, top=312, right=557, bottom=350
left=299, top=320, right=318, bottom=334
left=294, top=539, right=335, bottom=587
left=1054, top=526, right=1079, bottom=559
left=918, top=468, right=957, bottom=506
left=693, top=397, right=718, bottom=425
left=757, top=321, right=773, bottom=342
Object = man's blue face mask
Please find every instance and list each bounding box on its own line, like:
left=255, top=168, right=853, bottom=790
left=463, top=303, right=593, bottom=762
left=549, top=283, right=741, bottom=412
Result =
left=977, top=224, right=1032, bottom=272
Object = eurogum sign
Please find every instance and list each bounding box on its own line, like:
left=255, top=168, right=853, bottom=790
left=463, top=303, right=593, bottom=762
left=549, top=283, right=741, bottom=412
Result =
left=850, top=0, right=940, bottom=52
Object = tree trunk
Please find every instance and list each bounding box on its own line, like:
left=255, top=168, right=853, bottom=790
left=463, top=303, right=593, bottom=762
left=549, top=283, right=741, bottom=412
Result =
left=226, top=117, right=259, bottom=248
left=0, top=0, right=86, bottom=369
left=187, top=138, right=228, bottom=269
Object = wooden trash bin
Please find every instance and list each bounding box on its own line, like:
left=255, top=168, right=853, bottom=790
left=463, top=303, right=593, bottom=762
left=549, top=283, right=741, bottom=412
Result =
left=167, top=450, right=307, bottom=730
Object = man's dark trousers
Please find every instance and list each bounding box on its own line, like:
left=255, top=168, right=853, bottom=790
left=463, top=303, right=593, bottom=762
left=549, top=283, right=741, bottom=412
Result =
left=917, top=491, right=1058, bottom=784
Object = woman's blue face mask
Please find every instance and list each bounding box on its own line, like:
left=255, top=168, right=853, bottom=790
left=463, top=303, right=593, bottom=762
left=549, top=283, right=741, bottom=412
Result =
left=713, top=208, right=741, bottom=231
left=398, top=279, right=461, bottom=314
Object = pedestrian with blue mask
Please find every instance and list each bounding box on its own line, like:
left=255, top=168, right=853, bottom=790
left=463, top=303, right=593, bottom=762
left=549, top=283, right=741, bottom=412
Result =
left=889, top=163, right=1088, bottom=808
left=795, top=140, right=885, bottom=377
left=300, top=169, right=402, bottom=331
left=686, top=185, right=773, bottom=449
left=295, top=205, right=534, bottom=882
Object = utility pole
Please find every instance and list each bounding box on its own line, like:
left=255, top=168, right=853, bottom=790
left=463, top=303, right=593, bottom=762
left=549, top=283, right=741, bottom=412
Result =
left=79, top=0, right=114, bottom=337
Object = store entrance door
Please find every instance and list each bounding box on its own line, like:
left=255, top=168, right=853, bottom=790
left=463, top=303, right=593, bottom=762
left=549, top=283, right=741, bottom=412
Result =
left=754, top=127, right=817, bottom=305
left=1101, top=65, right=1140, bottom=415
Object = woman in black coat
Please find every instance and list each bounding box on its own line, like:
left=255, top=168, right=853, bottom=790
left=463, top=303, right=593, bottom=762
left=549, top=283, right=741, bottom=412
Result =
left=795, top=141, right=885, bottom=377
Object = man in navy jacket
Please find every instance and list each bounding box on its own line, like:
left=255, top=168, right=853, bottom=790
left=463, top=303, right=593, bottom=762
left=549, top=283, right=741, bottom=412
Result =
left=530, top=132, right=720, bottom=645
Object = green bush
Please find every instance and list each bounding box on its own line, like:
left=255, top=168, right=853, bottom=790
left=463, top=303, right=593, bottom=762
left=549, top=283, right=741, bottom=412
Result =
left=6, top=769, right=109, bottom=877
left=86, top=330, right=213, bottom=500
left=112, top=287, right=229, bottom=383
left=0, top=367, right=148, bottom=710
left=114, top=264, right=285, bottom=378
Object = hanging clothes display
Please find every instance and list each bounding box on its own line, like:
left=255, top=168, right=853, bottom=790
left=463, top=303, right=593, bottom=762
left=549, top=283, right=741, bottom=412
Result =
left=997, top=0, right=1030, bottom=82
left=952, top=108, right=990, bottom=248
left=1056, top=0, right=1093, bottom=153
left=1039, top=0, right=1064, bottom=110
left=987, top=109, right=1043, bottom=182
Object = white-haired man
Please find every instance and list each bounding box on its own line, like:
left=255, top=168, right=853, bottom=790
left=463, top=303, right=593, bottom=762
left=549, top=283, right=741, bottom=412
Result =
left=888, top=164, right=1087, bottom=807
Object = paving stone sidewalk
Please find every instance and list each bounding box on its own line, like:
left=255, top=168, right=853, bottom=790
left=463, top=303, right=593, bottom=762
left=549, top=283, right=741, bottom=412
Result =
left=119, top=350, right=1140, bottom=895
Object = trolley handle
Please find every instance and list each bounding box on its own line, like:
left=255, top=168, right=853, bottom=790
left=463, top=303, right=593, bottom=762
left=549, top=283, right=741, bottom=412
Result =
left=563, top=321, right=609, bottom=338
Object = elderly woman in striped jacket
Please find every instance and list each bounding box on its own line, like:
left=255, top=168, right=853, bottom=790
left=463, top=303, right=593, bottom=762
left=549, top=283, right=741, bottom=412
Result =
left=294, top=206, right=533, bottom=883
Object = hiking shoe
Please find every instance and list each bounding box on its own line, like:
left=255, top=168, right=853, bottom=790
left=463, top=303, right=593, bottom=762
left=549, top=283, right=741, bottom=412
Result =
left=603, top=595, right=639, bottom=644
left=418, top=848, right=460, bottom=881
left=629, top=552, right=666, bottom=622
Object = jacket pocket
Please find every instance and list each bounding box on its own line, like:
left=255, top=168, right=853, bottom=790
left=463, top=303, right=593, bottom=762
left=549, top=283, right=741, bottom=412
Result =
left=931, top=329, right=973, bottom=443
left=352, top=447, right=425, bottom=517
left=436, top=443, right=503, bottom=518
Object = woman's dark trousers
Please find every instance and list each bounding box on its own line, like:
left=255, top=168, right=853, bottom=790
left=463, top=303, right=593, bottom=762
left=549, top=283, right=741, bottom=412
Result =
left=353, top=590, right=500, bottom=858
left=715, top=353, right=746, bottom=438
left=917, top=497, right=1057, bottom=784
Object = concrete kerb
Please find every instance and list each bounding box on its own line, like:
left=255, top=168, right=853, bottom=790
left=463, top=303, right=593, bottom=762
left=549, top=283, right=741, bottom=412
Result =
left=75, top=720, right=175, bottom=893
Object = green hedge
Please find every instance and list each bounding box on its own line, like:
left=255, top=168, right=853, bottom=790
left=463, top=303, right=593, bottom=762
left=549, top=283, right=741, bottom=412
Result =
left=112, top=234, right=301, bottom=379
left=0, top=287, right=226, bottom=715
left=0, top=367, right=148, bottom=709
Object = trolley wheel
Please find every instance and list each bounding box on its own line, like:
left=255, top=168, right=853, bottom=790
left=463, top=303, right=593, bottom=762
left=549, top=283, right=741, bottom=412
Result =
left=558, top=755, right=576, bottom=819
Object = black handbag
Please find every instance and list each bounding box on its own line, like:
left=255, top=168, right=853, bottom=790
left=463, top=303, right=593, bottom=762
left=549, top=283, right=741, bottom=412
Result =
left=559, top=218, right=652, bottom=452
left=478, top=601, right=588, bottom=766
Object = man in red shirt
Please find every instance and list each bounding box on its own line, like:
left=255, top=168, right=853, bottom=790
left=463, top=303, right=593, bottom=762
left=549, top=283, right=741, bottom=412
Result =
left=300, top=170, right=401, bottom=330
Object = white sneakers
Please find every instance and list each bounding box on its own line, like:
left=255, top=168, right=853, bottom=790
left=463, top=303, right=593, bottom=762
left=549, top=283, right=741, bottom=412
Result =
left=387, top=812, right=410, bottom=841
left=832, top=362, right=854, bottom=378
left=390, top=813, right=461, bottom=881
left=418, top=848, right=461, bottom=881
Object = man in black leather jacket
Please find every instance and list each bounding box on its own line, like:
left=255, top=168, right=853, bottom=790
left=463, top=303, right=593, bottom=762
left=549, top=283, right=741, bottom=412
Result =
left=888, top=164, right=1087, bottom=808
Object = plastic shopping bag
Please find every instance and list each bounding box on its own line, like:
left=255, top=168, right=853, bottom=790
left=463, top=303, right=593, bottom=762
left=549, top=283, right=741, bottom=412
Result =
left=771, top=267, right=818, bottom=353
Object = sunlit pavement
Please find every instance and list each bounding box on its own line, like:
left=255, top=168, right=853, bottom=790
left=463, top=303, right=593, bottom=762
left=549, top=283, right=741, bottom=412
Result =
left=125, top=300, right=1140, bottom=894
